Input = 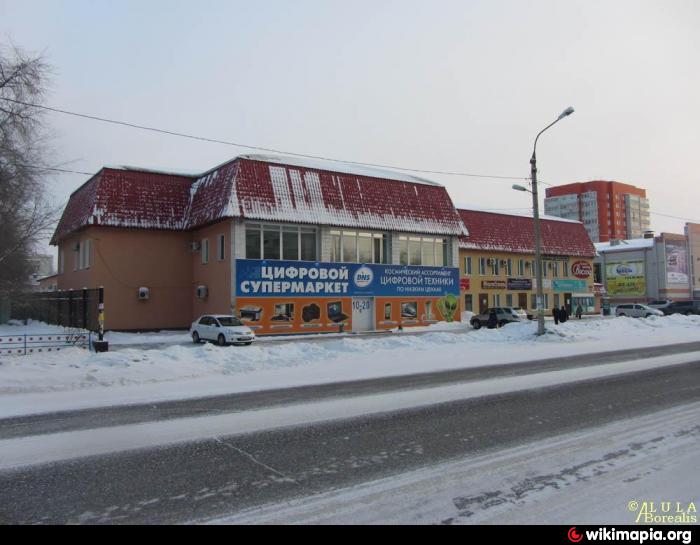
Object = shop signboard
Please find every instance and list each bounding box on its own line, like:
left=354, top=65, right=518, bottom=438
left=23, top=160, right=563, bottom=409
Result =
left=665, top=239, right=689, bottom=285
left=460, top=277, right=470, bottom=291
left=552, top=279, right=587, bottom=292
left=481, top=280, right=507, bottom=290
left=571, top=261, right=592, bottom=279
left=606, top=261, right=646, bottom=296
left=235, top=259, right=460, bottom=298
left=507, top=278, right=532, bottom=290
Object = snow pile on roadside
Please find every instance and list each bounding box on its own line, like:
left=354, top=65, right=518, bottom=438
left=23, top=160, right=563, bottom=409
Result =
left=0, top=314, right=698, bottom=395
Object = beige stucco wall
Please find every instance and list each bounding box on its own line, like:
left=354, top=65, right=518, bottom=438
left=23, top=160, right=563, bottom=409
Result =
left=458, top=248, right=597, bottom=314
left=57, top=227, right=194, bottom=330
left=191, top=221, right=233, bottom=319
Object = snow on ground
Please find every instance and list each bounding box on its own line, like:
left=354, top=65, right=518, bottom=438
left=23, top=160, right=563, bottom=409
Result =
left=209, top=402, right=700, bottom=525
left=0, top=315, right=698, bottom=415
left=2, top=352, right=698, bottom=470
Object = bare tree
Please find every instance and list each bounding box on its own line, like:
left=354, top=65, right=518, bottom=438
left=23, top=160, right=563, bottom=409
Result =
left=0, top=43, right=57, bottom=298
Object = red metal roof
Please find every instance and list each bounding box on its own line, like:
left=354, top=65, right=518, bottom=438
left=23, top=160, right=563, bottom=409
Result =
left=53, top=156, right=467, bottom=243
left=51, top=168, right=196, bottom=244
left=458, top=209, right=596, bottom=257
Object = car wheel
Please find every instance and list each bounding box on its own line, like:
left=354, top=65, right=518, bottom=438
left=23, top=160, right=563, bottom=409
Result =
left=217, top=334, right=227, bottom=347
left=192, top=331, right=200, bottom=344
left=619, top=313, right=626, bottom=317
left=471, top=320, right=481, bottom=330
left=686, top=311, right=692, bottom=316
left=645, top=313, right=652, bottom=318
left=244, top=342, right=253, bottom=346
left=498, top=320, right=508, bottom=328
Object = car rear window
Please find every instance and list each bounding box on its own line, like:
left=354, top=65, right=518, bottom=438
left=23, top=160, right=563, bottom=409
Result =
left=218, top=317, right=243, bottom=327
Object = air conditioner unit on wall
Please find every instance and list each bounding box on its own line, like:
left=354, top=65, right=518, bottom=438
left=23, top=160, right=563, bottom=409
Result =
left=487, top=258, right=496, bottom=265
left=138, top=287, right=150, bottom=300
left=190, top=241, right=201, bottom=252
left=196, top=285, right=208, bottom=299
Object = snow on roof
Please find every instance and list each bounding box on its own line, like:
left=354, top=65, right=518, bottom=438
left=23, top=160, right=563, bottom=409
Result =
left=594, top=238, right=655, bottom=253
left=187, top=157, right=466, bottom=235
left=52, top=156, right=467, bottom=243
left=457, top=208, right=596, bottom=257
left=237, top=154, right=442, bottom=186
left=454, top=206, right=584, bottom=224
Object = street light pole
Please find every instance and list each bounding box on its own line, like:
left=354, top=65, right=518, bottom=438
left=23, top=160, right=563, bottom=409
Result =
left=530, top=107, right=574, bottom=336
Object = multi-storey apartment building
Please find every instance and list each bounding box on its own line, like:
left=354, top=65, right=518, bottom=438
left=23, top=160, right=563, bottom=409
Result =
left=544, top=181, right=650, bottom=243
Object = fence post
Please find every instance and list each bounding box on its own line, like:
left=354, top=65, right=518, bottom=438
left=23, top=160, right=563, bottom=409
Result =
left=98, top=286, right=104, bottom=341
left=68, top=290, right=74, bottom=328
left=23, top=334, right=27, bottom=356
left=82, top=287, right=88, bottom=330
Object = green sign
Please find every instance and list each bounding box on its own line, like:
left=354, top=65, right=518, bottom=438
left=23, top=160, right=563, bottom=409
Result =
left=552, top=279, right=587, bottom=292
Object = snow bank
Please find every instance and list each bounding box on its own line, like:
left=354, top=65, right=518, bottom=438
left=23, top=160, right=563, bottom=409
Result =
left=0, top=315, right=698, bottom=401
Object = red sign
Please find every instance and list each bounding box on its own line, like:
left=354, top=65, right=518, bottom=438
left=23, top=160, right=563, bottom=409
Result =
left=460, top=277, right=470, bottom=291
left=572, top=261, right=592, bottom=279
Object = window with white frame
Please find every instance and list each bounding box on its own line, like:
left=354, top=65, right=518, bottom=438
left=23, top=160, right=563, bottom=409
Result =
left=398, top=235, right=446, bottom=266
left=518, top=259, right=525, bottom=276
left=479, top=257, right=486, bottom=275
left=506, top=258, right=513, bottom=277
left=202, top=239, right=210, bottom=264
left=246, top=223, right=318, bottom=261
left=332, top=230, right=387, bottom=263
left=464, top=256, right=472, bottom=275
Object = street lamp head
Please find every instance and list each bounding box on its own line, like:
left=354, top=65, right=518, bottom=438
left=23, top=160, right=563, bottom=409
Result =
left=558, top=106, right=575, bottom=120
left=512, top=184, right=529, bottom=192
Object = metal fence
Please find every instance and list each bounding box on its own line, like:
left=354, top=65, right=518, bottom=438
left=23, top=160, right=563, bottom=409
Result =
left=0, top=331, right=92, bottom=356
left=11, top=289, right=100, bottom=331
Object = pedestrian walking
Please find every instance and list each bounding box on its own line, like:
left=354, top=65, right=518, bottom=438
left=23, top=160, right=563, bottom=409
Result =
left=559, top=306, right=569, bottom=323
left=487, top=309, right=498, bottom=329
left=576, top=304, right=583, bottom=320
left=552, top=307, right=559, bottom=325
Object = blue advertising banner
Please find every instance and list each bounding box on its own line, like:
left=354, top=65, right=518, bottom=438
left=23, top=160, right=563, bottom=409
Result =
left=235, top=259, right=460, bottom=298
left=552, top=279, right=588, bottom=292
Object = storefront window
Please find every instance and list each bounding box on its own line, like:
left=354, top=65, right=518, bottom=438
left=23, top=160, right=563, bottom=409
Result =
left=409, top=237, right=421, bottom=265
left=246, top=223, right=318, bottom=261
left=263, top=226, right=281, bottom=260
left=400, top=235, right=448, bottom=266
left=342, top=231, right=357, bottom=262
left=282, top=228, right=299, bottom=260
left=246, top=225, right=261, bottom=259
left=301, top=228, right=316, bottom=261
left=358, top=232, right=373, bottom=263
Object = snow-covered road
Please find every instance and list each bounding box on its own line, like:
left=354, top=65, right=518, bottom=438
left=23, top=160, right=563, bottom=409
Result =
left=213, top=402, right=700, bottom=525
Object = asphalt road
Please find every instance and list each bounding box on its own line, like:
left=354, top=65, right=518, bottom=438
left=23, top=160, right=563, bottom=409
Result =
left=0, top=346, right=699, bottom=524
left=1, top=340, right=699, bottom=440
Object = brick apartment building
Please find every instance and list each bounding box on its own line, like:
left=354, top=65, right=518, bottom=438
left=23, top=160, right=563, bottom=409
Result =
left=544, top=181, right=650, bottom=243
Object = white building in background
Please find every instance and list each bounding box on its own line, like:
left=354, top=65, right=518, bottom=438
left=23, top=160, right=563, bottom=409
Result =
left=594, top=232, right=691, bottom=303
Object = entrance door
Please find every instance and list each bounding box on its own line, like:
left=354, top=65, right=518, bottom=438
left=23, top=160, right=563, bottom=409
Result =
left=564, top=293, right=572, bottom=314
left=479, top=293, right=488, bottom=314
left=352, top=297, right=374, bottom=332
left=518, top=293, right=527, bottom=310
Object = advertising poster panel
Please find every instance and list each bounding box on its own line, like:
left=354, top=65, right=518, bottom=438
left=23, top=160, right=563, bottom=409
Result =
left=665, top=240, right=689, bottom=284
left=606, top=261, right=646, bottom=296
left=234, top=260, right=461, bottom=333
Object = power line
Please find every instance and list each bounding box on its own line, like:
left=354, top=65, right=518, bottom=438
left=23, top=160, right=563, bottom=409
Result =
left=0, top=96, right=530, bottom=183
left=6, top=163, right=94, bottom=176
left=651, top=210, right=700, bottom=224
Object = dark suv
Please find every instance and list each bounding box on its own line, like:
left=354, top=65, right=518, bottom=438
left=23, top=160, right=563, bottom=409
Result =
left=662, top=300, right=700, bottom=316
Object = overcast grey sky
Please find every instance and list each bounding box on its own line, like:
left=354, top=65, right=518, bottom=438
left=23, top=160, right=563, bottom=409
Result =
left=2, top=0, right=699, bottom=245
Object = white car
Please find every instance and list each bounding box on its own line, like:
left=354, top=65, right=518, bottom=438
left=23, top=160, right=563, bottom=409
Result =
left=615, top=304, right=664, bottom=318
left=190, top=315, right=256, bottom=346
